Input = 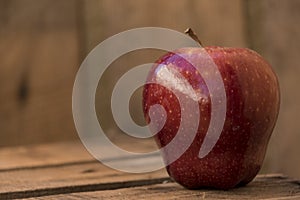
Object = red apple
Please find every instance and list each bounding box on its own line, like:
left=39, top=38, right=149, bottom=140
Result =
left=142, top=33, right=280, bottom=189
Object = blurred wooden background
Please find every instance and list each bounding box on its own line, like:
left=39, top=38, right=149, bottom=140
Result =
left=0, top=0, right=299, bottom=178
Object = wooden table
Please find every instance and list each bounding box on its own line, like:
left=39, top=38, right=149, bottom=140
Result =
left=1, top=140, right=299, bottom=199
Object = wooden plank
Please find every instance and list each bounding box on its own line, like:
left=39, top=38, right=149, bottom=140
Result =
left=0, top=143, right=299, bottom=199
left=0, top=137, right=157, bottom=171
left=0, top=158, right=167, bottom=199
left=0, top=139, right=163, bottom=199
left=0, top=141, right=92, bottom=171
left=27, top=175, right=300, bottom=199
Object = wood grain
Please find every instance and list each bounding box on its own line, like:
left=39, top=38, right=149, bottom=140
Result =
left=0, top=141, right=93, bottom=171
left=0, top=139, right=165, bottom=199
left=0, top=142, right=299, bottom=199
left=0, top=140, right=165, bottom=199
left=0, top=136, right=157, bottom=171
left=0, top=155, right=167, bottom=199
left=11, top=175, right=300, bottom=200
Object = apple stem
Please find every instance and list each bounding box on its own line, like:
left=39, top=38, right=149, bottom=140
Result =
left=184, top=28, right=203, bottom=46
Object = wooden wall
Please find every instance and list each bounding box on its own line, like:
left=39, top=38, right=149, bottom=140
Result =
left=0, top=0, right=80, bottom=146
left=0, top=0, right=299, bottom=178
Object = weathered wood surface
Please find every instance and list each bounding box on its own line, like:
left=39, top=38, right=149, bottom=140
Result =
left=0, top=136, right=157, bottom=171
left=0, top=141, right=299, bottom=199
left=1, top=0, right=300, bottom=183
left=30, top=175, right=300, bottom=200
left=0, top=161, right=167, bottom=199
left=0, top=141, right=93, bottom=171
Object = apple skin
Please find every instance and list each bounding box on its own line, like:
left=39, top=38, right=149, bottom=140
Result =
left=142, top=47, right=280, bottom=189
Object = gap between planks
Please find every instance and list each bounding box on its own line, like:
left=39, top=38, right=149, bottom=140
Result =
left=1, top=142, right=300, bottom=199
left=27, top=175, right=300, bottom=200
left=0, top=177, right=171, bottom=199
left=0, top=140, right=168, bottom=199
